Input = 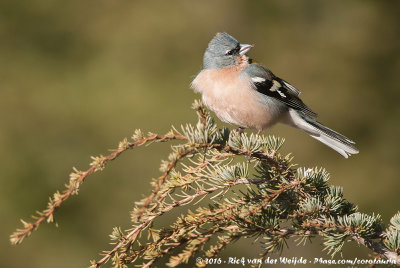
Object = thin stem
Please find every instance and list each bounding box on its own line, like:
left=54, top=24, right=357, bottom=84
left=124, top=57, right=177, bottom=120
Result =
left=352, top=235, right=400, bottom=265
left=10, top=133, right=187, bottom=245
left=94, top=176, right=263, bottom=267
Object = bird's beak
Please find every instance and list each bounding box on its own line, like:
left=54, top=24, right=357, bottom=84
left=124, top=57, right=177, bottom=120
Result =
left=239, top=44, right=254, bottom=56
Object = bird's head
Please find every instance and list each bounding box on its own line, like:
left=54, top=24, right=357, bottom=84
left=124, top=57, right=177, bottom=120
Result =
left=203, top=32, right=253, bottom=70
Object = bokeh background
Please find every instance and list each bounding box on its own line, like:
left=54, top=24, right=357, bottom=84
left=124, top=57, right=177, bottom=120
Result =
left=1, top=0, right=400, bottom=267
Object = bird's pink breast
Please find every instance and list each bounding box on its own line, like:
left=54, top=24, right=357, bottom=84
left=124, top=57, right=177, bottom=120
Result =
left=191, top=67, right=285, bottom=130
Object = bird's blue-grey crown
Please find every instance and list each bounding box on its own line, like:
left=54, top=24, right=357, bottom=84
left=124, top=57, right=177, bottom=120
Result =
left=203, top=32, right=253, bottom=70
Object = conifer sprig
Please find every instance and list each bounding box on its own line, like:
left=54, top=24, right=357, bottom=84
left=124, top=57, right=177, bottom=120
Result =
left=11, top=100, right=400, bottom=267
left=10, top=131, right=186, bottom=245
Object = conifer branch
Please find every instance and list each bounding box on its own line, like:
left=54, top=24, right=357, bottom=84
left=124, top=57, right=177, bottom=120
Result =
left=95, top=176, right=262, bottom=267
left=10, top=132, right=186, bottom=245
left=352, top=234, right=400, bottom=264
left=11, top=99, right=400, bottom=267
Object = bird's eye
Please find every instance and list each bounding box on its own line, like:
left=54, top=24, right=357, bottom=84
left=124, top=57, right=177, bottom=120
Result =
left=226, top=49, right=234, bottom=56
left=225, top=45, right=240, bottom=56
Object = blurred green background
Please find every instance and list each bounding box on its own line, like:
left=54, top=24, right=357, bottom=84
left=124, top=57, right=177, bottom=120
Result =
left=1, top=0, right=399, bottom=267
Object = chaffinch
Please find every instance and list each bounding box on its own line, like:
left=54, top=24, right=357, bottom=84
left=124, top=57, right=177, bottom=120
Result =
left=191, top=32, right=359, bottom=158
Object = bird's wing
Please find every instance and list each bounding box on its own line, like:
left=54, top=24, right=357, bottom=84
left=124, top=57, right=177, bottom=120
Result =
left=242, top=63, right=318, bottom=117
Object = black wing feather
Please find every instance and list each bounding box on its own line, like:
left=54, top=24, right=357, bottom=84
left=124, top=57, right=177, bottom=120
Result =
left=245, top=63, right=318, bottom=117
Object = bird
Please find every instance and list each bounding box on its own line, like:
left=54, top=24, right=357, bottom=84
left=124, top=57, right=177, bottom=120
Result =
left=191, top=32, right=359, bottom=158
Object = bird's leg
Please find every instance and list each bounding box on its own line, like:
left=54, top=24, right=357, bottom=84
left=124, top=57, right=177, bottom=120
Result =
left=202, top=147, right=208, bottom=163
left=257, top=129, right=262, bottom=136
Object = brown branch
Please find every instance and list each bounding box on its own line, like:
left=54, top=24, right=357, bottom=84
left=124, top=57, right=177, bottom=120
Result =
left=12, top=100, right=398, bottom=268
left=132, top=139, right=292, bottom=223
left=134, top=145, right=199, bottom=221
left=94, top=176, right=263, bottom=267
left=133, top=148, right=233, bottom=223
left=10, top=133, right=187, bottom=245
left=142, top=228, right=219, bottom=268
left=222, top=146, right=296, bottom=180
left=94, top=139, right=297, bottom=267
left=278, top=229, right=400, bottom=266
left=352, top=235, right=400, bottom=265
left=302, top=221, right=400, bottom=265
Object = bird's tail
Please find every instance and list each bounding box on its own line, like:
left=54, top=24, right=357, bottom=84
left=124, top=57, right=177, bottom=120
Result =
left=285, top=109, right=359, bottom=158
